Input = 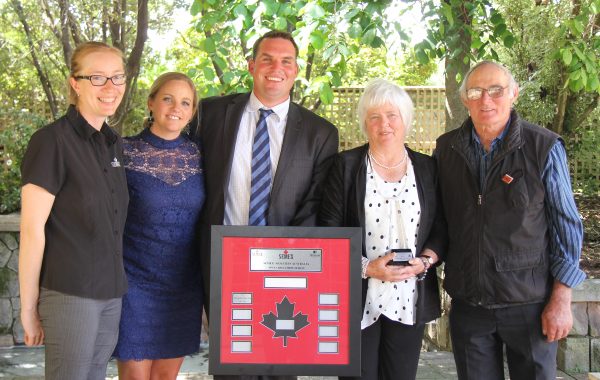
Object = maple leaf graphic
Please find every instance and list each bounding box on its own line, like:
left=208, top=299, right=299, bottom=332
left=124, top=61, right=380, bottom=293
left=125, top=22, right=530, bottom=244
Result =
left=260, top=296, right=310, bottom=347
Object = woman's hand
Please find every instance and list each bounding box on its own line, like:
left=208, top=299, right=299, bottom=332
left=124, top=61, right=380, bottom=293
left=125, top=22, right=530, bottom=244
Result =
left=365, top=252, right=426, bottom=282
left=21, top=308, right=44, bottom=346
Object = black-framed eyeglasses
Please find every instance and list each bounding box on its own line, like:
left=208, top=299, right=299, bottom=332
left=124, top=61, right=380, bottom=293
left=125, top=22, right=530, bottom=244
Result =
left=466, top=85, right=508, bottom=100
left=74, top=74, right=126, bottom=86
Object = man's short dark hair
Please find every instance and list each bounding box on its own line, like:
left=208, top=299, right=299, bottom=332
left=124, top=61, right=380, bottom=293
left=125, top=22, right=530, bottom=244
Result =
left=252, top=30, right=299, bottom=60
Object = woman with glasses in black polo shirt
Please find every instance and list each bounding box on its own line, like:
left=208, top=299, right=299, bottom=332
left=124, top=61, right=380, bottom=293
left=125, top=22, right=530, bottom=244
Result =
left=19, top=41, right=129, bottom=380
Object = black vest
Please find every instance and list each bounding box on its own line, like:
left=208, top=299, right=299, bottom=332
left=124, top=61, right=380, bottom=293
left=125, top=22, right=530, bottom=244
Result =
left=436, top=110, right=559, bottom=307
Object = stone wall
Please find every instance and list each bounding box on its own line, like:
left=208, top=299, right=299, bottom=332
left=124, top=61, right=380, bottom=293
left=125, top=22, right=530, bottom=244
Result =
left=0, top=213, right=211, bottom=349
left=559, top=279, right=600, bottom=373
left=1, top=211, right=599, bottom=370
left=0, top=213, right=22, bottom=346
left=422, top=267, right=452, bottom=351
left=423, top=267, right=600, bottom=374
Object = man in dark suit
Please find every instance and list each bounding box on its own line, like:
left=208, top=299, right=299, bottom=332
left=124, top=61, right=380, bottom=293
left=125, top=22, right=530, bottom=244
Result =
left=190, top=30, right=339, bottom=323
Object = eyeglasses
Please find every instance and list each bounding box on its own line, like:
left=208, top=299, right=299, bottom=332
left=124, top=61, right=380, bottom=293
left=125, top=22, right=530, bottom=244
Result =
left=74, top=74, right=126, bottom=86
left=466, top=85, right=508, bottom=100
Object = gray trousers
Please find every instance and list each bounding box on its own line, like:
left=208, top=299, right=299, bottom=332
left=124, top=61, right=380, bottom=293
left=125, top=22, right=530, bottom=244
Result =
left=38, top=288, right=122, bottom=380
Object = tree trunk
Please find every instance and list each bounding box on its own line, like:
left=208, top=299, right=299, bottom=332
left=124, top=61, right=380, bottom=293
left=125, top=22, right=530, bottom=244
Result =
left=443, top=2, right=471, bottom=132
left=444, top=55, right=469, bottom=132
left=565, top=93, right=599, bottom=135
left=551, top=71, right=568, bottom=135
left=111, top=0, right=148, bottom=132
left=58, top=0, right=73, bottom=70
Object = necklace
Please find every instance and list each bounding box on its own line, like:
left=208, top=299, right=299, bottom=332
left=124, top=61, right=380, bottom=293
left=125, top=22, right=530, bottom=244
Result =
left=368, top=149, right=407, bottom=170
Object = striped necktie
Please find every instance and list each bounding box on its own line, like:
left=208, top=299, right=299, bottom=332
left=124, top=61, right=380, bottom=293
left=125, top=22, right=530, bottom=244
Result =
left=249, top=108, right=274, bottom=226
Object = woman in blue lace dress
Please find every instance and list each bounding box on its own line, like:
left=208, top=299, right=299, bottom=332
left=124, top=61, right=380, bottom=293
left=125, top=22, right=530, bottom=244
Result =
left=113, top=72, right=205, bottom=379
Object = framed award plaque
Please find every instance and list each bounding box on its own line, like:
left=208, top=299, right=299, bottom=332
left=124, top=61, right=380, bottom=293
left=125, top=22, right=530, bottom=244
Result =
left=209, top=226, right=362, bottom=376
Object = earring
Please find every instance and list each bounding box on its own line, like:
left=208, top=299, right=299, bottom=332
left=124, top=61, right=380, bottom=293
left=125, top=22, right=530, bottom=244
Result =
left=148, top=111, right=154, bottom=123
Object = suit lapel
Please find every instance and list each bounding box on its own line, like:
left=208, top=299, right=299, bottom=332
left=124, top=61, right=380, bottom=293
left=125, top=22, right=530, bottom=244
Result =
left=408, top=148, right=429, bottom=253
left=222, top=93, right=250, bottom=191
left=355, top=146, right=368, bottom=228
left=270, top=103, right=301, bottom=205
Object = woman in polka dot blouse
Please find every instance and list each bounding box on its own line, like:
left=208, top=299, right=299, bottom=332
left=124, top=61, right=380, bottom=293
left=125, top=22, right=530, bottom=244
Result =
left=319, top=79, right=447, bottom=380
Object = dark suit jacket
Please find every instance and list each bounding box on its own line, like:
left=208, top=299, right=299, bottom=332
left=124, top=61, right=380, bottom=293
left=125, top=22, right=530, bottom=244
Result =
left=318, top=144, right=447, bottom=323
left=189, top=93, right=339, bottom=312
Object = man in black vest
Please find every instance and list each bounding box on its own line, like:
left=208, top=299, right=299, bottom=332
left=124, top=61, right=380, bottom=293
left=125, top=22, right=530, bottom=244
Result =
left=435, top=61, right=585, bottom=380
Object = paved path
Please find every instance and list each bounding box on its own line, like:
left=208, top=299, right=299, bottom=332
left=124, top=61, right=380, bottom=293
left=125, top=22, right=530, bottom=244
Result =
left=0, top=345, right=590, bottom=379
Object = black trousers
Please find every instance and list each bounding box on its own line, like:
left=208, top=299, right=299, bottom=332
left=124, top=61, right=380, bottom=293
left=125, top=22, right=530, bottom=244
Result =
left=340, top=315, right=425, bottom=380
left=449, top=299, right=558, bottom=380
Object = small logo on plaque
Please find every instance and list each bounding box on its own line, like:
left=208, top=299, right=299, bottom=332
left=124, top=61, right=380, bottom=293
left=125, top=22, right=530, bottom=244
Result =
left=261, top=296, right=309, bottom=347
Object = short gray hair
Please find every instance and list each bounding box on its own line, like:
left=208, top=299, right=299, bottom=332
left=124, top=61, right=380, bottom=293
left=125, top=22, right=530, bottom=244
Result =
left=459, top=60, right=518, bottom=101
left=357, top=79, right=415, bottom=136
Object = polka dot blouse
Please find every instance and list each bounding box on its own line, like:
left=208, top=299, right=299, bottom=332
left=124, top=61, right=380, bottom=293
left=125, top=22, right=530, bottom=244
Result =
left=362, top=156, right=421, bottom=329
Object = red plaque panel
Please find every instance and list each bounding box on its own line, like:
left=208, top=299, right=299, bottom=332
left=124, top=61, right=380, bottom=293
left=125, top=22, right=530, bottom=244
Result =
left=209, top=226, right=362, bottom=376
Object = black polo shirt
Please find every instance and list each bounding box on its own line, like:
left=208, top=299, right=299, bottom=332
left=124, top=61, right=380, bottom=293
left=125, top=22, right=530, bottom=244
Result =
left=21, top=105, right=129, bottom=299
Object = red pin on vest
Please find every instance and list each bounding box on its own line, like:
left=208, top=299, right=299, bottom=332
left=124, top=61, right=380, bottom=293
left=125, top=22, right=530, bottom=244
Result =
left=502, top=174, right=514, bottom=184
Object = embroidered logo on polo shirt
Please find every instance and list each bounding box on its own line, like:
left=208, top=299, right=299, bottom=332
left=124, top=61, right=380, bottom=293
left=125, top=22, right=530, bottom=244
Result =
left=111, top=157, right=121, bottom=168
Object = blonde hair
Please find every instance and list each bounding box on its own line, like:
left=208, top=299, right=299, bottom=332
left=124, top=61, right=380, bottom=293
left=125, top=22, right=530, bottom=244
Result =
left=68, top=42, right=125, bottom=105
left=143, top=72, right=199, bottom=129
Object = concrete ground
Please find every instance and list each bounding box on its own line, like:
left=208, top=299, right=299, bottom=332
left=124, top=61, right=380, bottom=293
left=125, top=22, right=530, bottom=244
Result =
left=0, top=345, right=592, bottom=379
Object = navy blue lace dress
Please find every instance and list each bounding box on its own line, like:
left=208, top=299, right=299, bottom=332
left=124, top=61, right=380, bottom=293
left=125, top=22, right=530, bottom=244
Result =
left=113, top=128, right=205, bottom=360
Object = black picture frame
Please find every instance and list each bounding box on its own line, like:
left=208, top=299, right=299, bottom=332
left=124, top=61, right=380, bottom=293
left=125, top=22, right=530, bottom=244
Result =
left=209, top=225, right=362, bottom=376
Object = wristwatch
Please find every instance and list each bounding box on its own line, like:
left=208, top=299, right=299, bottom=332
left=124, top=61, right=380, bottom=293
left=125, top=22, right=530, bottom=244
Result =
left=420, top=255, right=434, bottom=266
left=419, top=255, right=434, bottom=271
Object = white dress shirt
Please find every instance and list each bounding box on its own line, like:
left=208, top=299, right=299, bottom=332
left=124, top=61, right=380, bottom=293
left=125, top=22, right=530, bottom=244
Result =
left=224, top=92, right=290, bottom=226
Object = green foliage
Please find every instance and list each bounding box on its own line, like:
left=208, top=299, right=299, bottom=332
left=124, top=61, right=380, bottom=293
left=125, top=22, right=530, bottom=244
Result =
left=344, top=46, right=438, bottom=86
left=2, top=0, right=186, bottom=125
left=496, top=0, right=599, bottom=134
left=0, top=110, right=46, bottom=214
left=186, top=0, right=402, bottom=105
left=414, top=0, right=515, bottom=78
left=555, top=1, right=600, bottom=94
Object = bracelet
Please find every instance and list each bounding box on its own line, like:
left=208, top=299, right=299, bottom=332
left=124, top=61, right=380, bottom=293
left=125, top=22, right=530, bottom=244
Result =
left=420, top=256, right=432, bottom=272
left=416, top=256, right=431, bottom=281
left=361, top=256, right=370, bottom=279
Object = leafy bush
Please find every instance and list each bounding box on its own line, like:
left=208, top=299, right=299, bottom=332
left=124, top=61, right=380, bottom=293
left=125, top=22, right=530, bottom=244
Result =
left=0, top=109, right=46, bottom=214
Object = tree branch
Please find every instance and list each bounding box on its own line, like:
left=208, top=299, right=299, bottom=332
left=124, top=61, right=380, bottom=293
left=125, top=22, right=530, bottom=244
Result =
left=305, top=51, right=315, bottom=82
left=109, top=0, right=123, bottom=49
left=11, top=0, right=59, bottom=118
left=177, top=31, right=202, bottom=49
left=111, top=0, right=148, bottom=130
left=58, top=0, right=73, bottom=70
left=68, top=9, right=84, bottom=45
left=569, top=94, right=600, bottom=133
left=40, top=0, right=61, bottom=41
left=552, top=70, right=569, bottom=134
left=240, top=32, right=250, bottom=59
left=204, top=29, right=225, bottom=85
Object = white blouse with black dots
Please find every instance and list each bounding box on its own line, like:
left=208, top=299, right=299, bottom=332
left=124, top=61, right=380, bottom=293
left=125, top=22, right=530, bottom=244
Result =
left=362, top=156, right=422, bottom=329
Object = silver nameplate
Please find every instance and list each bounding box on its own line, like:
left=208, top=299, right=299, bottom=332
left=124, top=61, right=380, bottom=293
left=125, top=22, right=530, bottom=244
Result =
left=250, top=249, right=322, bottom=272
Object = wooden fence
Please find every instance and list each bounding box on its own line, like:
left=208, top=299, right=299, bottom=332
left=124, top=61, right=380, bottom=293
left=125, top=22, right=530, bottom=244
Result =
left=308, top=87, right=446, bottom=154
left=307, top=87, right=598, bottom=191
